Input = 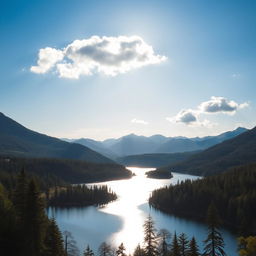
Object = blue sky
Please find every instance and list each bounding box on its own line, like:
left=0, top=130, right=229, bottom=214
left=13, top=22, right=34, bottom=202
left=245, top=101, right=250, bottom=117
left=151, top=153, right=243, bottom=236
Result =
left=0, top=0, right=255, bottom=140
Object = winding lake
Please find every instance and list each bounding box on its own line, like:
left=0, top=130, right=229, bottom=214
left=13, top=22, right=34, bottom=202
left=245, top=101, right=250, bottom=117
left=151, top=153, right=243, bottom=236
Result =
left=48, top=167, right=238, bottom=255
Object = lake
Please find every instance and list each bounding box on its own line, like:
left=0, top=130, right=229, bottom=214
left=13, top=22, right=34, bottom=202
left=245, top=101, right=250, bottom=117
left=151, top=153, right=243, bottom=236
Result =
left=47, top=167, right=238, bottom=255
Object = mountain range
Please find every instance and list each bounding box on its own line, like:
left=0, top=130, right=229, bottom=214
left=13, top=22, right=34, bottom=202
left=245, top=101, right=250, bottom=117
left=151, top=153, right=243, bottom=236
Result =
left=159, top=126, right=256, bottom=176
left=0, top=112, right=113, bottom=164
left=71, top=127, right=248, bottom=158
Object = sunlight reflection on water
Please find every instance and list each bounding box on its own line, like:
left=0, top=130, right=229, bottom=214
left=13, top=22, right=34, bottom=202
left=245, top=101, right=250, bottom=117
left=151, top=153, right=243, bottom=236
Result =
left=89, top=167, right=199, bottom=253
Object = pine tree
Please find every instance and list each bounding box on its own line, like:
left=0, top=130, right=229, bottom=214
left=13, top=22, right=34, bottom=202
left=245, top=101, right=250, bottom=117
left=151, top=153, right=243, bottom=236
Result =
left=13, top=169, right=28, bottom=222
left=44, top=218, right=65, bottom=256
left=178, top=233, right=189, bottom=256
left=170, top=232, right=181, bottom=256
left=116, top=243, right=127, bottom=256
left=63, top=231, right=80, bottom=256
left=143, top=216, right=158, bottom=256
left=98, top=242, right=112, bottom=256
left=203, top=202, right=226, bottom=256
left=134, top=244, right=146, bottom=256
left=84, top=245, right=94, bottom=256
left=188, top=237, right=200, bottom=256
left=25, top=179, right=47, bottom=256
left=158, top=229, right=171, bottom=256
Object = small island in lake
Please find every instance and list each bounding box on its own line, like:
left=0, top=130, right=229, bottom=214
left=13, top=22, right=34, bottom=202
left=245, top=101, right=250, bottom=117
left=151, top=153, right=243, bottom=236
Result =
left=146, top=169, right=173, bottom=179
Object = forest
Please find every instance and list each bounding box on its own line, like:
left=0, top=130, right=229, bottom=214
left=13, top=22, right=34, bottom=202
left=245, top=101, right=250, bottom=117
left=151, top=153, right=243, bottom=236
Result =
left=0, top=156, right=132, bottom=189
left=1, top=170, right=255, bottom=256
left=149, top=163, right=256, bottom=235
left=146, top=169, right=173, bottom=179
left=48, top=184, right=117, bottom=207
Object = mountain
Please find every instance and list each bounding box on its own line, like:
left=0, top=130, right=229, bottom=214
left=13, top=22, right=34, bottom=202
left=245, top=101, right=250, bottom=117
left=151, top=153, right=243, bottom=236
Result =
left=73, top=128, right=247, bottom=157
left=155, top=138, right=201, bottom=153
left=159, top=126, right=256, bottom=176
left=74, top=138, right=118, bottom=159
left=155, top=127, right=248, bottom=153
left=117, top=151, right=199, bottom=168
left=0, top=157, right=132, bottom=185
left=0, top=112, right=113, bottom=163
left=104, top=134, right=159, bottom=156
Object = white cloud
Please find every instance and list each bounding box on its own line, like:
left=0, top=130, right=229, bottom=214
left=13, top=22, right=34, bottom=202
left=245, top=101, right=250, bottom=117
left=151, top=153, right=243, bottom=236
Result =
left=168, top=96, right=248, bottom=127
left=166, top=109, right=198, bottom=125
left=30, top=47, right=64, bottom=74
left=199, top=96, right=248, bottom=114
left=131, top=118, right=149, bottom=125
left=166, top=109, right=212, bottom=127
left=30, top=35, right=167, bottom=78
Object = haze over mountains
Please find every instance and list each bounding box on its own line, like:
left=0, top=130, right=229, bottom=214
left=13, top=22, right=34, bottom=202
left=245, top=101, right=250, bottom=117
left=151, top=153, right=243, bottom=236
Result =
left=71, top=127, right=247, bottom=158
left=0, top=112, right=113, bottom=164
left=159, top=126, right=256, bottom=176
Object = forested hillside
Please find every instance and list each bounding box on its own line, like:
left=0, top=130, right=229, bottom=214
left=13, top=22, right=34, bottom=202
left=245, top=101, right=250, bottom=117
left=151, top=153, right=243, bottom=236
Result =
left=117, top=151, right=198, bottom=167
left=0, top=112, right=113, bottom=164
left=150, top=163, right=256, bottom=235
left=158, top=126, right=256, bottom=176
left=0, top=157, right=132, bottom=190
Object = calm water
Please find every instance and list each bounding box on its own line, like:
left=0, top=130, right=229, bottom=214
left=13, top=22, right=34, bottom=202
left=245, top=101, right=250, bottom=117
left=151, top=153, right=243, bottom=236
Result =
left=48, top=167, right=238, bottom=255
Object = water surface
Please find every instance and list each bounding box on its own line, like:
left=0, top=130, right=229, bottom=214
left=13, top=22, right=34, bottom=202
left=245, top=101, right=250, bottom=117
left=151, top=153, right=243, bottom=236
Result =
left=48, top=167, right=238, bottom=255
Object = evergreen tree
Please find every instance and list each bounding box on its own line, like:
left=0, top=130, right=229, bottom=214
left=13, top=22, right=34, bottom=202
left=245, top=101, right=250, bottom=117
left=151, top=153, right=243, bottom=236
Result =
left=98, top=242, right=112, bottom=256
left=157, top=229, right=171, bottom=256
left=83, top=245, right=94, bottom=256
left=116, top=243, right=127, bottom=256
left=63, top=231, right=80, bottom=256
left=178, top=233, right=189, bottom=256
left=203, top=203, right=226, bottom=256
left=25, top=179, right=47, bottom=256
left=134, top=244, right=146, bottom=256
left=170, top=232, right=181, bottom=256
left=44, top=218, right=65, bottom=256
left=188, top=237, right=200, bottom=256
left=13, top=169, right=27, bottom=222
left=143, top=216, right=158, bottom=256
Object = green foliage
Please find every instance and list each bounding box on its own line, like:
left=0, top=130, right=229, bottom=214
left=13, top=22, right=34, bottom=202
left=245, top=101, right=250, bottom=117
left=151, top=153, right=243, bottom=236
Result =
left=203, top=203, right=226, bottom=256
left=238, top=236, right=256, bottom=256
left=170, top=232, right=181, bottom=256
left=0, top=170, right=65, bottom=256
left=116, top=243, right=127, bottom=256
left=143, top=216, right=158, bottom=256
left=157, top=229, right=171, bottom=256
left=178, top=233, right=189, bottom=256
left=134, top=244, right=146, bottom=256
left=0, top=156, right=132, bottom=187
left=44, top=218, right=65, bottom=256
left=84, top=245, right=95, bottom=256
left=188, top=237, right=200, bottom=256
left=146, top=169, right=173, bottom=179
left=48, top=184, right=117, bottom=207
left=149, top=163, right=256, bottom=235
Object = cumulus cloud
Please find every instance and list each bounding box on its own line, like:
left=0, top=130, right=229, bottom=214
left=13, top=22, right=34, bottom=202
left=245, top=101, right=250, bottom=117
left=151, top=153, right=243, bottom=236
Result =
left=30, top=47, right=64, bottom=74
left=199, top=96, right=248, bottom=114
left=131, top=118, right=148, bottom=125
left=30, top=35, right=167, bottom=78
left=166, top=109, right=198, bottom=125
left=168, top=96, right=248, bottom=127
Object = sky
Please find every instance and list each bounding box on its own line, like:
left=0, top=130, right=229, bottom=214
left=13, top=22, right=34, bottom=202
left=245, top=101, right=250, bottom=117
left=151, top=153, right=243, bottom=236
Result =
left=0, top=0, right=256, bottom=140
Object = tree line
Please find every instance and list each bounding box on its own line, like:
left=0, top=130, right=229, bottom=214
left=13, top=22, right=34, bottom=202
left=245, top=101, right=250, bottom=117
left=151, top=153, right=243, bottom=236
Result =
left=48, top=184, right=117, bottom=207
left=149, top=163, right=256, bottom=235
